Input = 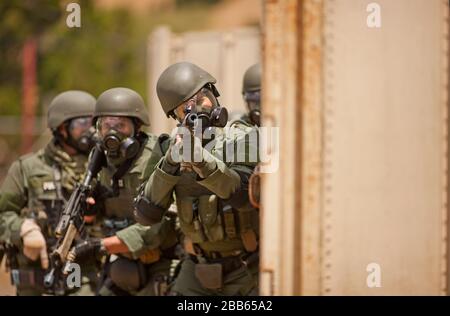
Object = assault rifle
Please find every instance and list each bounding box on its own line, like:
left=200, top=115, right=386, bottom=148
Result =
left=44, top=146, right=105, bottom=288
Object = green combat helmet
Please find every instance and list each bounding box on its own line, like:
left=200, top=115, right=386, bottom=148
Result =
left=242, top=63, right=261, bottom=94
left=242, top=63, right=261, bottom=126
left=94, top=87, right=150, bottom=126
left=47, top=90, right=96, bottom=130
left=156, top=62, right=218, bottom=117
left=94, top=87, right=150, bottom=166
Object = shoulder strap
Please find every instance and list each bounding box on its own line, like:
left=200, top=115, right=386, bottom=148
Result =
left=229, top=118, right=253, bottom=129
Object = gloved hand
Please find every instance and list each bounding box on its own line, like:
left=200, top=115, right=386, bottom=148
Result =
left=20, top=219, right=48, bottom=269
left=161, top=135, right=183, bottom=174
left=67, top=238, right=107, bottom=262
left=182, top=136, right=217, bottom=178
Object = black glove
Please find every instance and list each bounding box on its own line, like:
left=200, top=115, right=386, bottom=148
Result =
left=68, top=238, right=107, bottom=262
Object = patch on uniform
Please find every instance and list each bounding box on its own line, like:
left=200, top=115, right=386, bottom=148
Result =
left=42, top=181, right=56, bottom=191
left=110, top=179, right=125, bottom=188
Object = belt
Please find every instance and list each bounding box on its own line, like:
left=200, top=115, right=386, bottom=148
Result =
left=201, top=249, right=244, bottom=259
left=11, top=268, right=45, bottom=287
left=103, top=218, right=130, bottom=230
left=12, top=268, right=81, bottom=296
left=190, top=251, right=259, bottom=275
left=103, top=218, right=132, bottom=236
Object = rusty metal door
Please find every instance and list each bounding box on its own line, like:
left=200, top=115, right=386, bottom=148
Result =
left=261, top=0, right=449, bottom=295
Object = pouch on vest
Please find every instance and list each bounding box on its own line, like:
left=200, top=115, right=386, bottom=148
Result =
left=198, top=195, right=224, bottom=242
left=238, top=210, right=258, bottom=252
left=178, top=198, right=206, bottom=243
left=194, top=263, right=223, bottom=290
left=109, top=257, right=147, bottom=292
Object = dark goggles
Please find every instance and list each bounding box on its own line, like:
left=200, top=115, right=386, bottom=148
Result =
left=97, top=116, right=135, bottom=138
left=68, top=116, right=92, bottom=131
left=243, top=90, right=261, bottom=103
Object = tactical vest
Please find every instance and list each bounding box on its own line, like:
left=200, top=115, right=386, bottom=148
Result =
left=18, top=149, right=86, bottom=245
left=97, top=133, right=178, bottom=262
left=177, top=121, right=260, bottom=257
left=98, top=134, right=159, bottom=223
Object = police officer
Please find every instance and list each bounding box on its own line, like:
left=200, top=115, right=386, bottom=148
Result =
left=68, top=87, right=178, bottom=296
left=242, top=63, right=261, bottom=127
left=134, top=62, right=260, bottom=296
left=0, top=90, right=97, bottom=295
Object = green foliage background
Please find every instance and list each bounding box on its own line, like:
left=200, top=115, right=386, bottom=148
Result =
left=0, top=0, right=217, bottom=161
left=0, top=0, right=216, bottom=117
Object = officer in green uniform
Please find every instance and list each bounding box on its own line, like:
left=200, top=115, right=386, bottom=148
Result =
left=133, top=62, right=260, bottom=296
left=241, top=63, right=261, bottom=127
left=0, top=90, right=97, bottom=296
left=68, top=87, right=178, bottom=296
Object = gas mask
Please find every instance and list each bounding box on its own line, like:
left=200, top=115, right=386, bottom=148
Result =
left=77, top=126, right=96, bottom=153
left=179, top=87, right=228, bottom=130
left=66, top=117, right=95, bottom=154
left=243, top=90, right=261, bottom=126
left=183, top=105, right=228, bottom=129
left=97, top=116, right=140, bottom=166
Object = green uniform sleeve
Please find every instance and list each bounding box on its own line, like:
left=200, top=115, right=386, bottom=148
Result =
left=197, top=122, right=258, bottom=201
left=0, top=160, right=27, bottom=246
left=116, top=217, right=176, bottom=259
left=143, top=158, right=179, bottom=209
left=196, top=154, right=242, bottom=199
left=116, top=223, right=159, bottom=258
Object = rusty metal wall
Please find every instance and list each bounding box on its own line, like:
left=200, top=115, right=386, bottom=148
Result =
left=261, top=0, right=449, bottom=295
left=322, top=0, right=448, bottom=296
left=260, top=0, right=305, bottom=296
left=147, top=26, right=261, bottom=135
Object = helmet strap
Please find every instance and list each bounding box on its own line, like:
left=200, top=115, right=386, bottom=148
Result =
left=208, top=83, right=220, bottom=98
left=52, top=121, right=90, bottom=154
left=203, top=85, right=220, bottom=107
left=52, top=128, right=66, bottom=147
left=62, top=122, right=87, bottom=154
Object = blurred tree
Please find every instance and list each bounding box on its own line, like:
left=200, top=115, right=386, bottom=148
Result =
left=0, top=0, right=214, bottom=117
left=39, top=1, right=145, bottom=105
left=0, top=0, right=61, bottom=115
left=0, top=0, right=218, bottom=176
left=0, top=0, right=213, bottom=155
left=38, top=0, right=213, bottom=107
